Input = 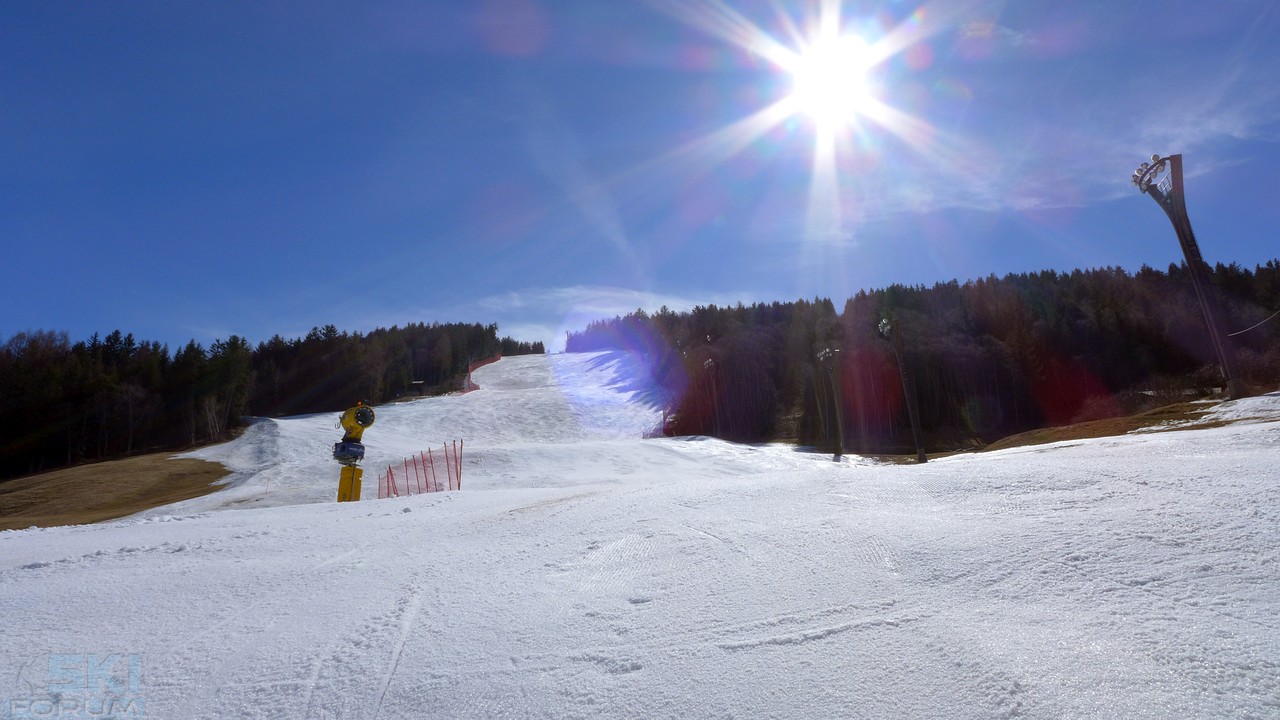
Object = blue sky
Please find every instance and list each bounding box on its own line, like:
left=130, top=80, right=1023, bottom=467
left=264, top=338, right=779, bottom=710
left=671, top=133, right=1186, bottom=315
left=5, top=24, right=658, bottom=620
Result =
left=3, top=1, right=1278, bottom=353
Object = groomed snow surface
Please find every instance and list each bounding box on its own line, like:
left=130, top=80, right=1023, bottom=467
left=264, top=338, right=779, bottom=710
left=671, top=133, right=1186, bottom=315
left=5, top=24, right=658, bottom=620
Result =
left=2, top=352, right=1279, bottom=719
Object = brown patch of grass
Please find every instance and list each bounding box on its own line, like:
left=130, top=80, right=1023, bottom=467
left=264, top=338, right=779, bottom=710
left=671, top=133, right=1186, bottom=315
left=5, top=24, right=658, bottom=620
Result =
left=981, top=401, right=1220, bottom=453
left=0, top=454, right=229, bottom=531
left=860, top=400, right=1229, bottom=462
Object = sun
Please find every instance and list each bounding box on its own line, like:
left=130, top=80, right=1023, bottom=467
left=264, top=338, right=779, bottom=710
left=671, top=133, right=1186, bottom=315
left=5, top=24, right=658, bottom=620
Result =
left=641, top=1, right=935, bottom=244
left=785, top=34, right=876, bottom=130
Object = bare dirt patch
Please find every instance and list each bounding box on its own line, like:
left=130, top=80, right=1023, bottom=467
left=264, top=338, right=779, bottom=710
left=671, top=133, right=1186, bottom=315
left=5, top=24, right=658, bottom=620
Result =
left=863, top=401, right=1225, bottom=463
left=0, top=454, right=229, bottom=531
left=981, top=401, right=1219, bottom=452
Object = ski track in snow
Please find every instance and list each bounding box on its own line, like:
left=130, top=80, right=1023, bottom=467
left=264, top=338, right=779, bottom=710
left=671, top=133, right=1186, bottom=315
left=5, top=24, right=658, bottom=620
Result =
left=1, top=353, right=1279, bottom=719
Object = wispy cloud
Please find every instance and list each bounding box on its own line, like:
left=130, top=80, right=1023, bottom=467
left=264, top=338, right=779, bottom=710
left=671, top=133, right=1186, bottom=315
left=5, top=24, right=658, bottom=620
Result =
left=359, top=285, right=755, bottom=352
left=471, top=285, right=752, bottom=351
left=958, top=20, right=1032, bottom=48
left=869, top=3, right=1280, bottom=217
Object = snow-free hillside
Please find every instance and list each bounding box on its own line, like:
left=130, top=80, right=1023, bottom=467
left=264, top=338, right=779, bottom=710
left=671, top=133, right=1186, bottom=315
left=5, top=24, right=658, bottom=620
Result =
left=2, top=352, right=1278, bottom=719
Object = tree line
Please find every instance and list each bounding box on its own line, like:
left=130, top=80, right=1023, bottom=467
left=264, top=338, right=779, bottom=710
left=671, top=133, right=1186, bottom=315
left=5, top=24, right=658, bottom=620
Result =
left=565, top=261, right=1280, bottom=455
left=0, top=322, right=543, bottom=480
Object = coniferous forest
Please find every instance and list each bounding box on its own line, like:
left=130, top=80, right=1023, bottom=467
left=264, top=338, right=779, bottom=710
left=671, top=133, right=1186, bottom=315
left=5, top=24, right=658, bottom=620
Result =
left=4, top=261, right=1278, bottom=481
left=0, top=322, right=543, bottom=480
left=566, top=261, right=1280, bottom=455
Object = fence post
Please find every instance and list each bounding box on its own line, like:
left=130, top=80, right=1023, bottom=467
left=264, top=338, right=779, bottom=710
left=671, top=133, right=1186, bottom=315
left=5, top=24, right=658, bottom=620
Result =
left=444, top=443, right=454, bottom=491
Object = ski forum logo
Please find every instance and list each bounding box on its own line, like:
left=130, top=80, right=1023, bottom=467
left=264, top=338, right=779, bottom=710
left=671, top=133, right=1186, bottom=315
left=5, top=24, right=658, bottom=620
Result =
left=6, top=654, right=144, bottom=718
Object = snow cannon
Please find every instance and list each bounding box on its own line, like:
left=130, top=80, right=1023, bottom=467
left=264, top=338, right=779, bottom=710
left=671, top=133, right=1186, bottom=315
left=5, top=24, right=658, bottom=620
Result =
left=334, top=401, right=376, bottom=501
left=340, top=402, right=376, bottom=442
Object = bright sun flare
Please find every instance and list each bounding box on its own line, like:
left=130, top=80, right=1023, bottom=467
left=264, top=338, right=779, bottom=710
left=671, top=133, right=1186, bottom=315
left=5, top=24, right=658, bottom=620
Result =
left=786, top=34, right=874, bottom=129
left=644, top=1, right=932, bottom=244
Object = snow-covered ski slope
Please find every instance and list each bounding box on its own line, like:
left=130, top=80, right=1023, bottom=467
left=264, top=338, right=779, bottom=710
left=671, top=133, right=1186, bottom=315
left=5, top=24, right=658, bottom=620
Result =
left=2, top=352, right=1279, bottom=719
left=167, top=351, right=843, bottom=511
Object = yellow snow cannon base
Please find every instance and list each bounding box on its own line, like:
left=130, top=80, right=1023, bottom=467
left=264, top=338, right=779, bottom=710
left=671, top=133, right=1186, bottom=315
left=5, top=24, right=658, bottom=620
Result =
left=337, top=466, right=363, bottom=502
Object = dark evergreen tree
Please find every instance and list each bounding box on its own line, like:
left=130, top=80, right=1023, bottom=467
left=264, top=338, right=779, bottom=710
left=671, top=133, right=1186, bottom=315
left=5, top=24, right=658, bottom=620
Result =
left=1, top=320, right=543, bottom=481
left=563, top=262, right=1280, bottom=453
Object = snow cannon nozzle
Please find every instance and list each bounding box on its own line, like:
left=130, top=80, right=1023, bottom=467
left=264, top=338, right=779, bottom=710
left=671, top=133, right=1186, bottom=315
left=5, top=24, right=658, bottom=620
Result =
left=336, top=402, right=376, bottom=454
